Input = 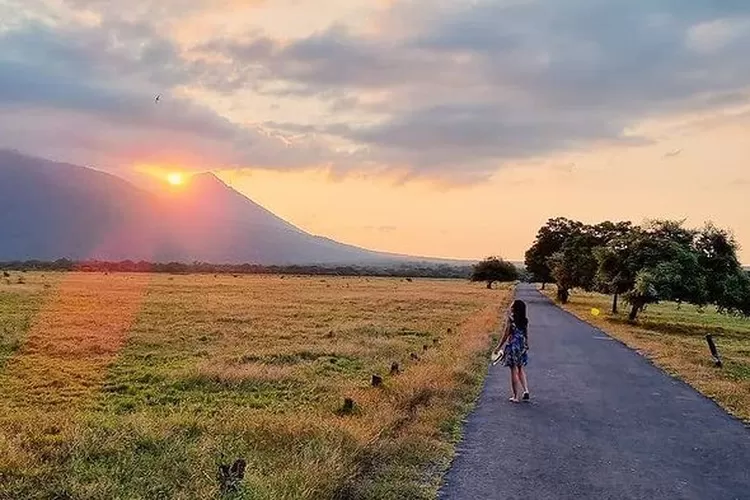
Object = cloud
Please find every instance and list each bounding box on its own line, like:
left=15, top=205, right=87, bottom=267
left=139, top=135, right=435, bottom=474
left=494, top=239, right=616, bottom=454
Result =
left=2, top=0, right=750, bottom=180
left=0, top=18, right=338, bottom=171
left=197, top=0, right=750, bottom=177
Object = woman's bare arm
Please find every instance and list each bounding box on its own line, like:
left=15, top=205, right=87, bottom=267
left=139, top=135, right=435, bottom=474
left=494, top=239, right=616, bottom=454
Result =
left=496, top=317, right=511, bottom=350
left=525, top=327, right=529, bottom=348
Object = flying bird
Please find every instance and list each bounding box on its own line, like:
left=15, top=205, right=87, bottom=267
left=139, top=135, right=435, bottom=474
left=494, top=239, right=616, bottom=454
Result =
left=155, top=94, right=161, bottom=103
left=664, top=148, right=682, bottom=158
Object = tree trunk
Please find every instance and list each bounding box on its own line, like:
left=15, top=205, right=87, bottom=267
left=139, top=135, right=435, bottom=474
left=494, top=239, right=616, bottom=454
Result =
left=541, top=282, right=546, bottom=290
left=611, top=293, right=619, bottom=314
left=486, top=281, right=494, bottom=289
left=628, top=303, right=639, bottom=322
left=557, top=287, right=569, bottom=304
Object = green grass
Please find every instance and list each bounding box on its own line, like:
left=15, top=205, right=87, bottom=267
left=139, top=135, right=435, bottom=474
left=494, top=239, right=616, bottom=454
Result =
left=0, top=276, right=55, bottom=368
left=0, top=273, right=512, bottom=499
left=543, top=286, right=750, bottom=422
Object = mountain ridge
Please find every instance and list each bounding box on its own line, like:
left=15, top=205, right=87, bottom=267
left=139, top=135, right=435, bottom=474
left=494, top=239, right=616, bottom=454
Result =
left=0, top=150, right=472, bottom=266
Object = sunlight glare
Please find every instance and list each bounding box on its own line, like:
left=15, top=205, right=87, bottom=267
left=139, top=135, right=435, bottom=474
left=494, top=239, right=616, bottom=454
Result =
left=167, top=172, right=185, bottom=186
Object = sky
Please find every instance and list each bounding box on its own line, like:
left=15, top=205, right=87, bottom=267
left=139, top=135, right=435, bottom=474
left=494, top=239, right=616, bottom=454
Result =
left=1, top=0, right=749, bottom=262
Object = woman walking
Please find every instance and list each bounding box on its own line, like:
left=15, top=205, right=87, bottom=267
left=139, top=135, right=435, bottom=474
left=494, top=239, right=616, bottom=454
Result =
left=496, top=300, right=530, bottom=402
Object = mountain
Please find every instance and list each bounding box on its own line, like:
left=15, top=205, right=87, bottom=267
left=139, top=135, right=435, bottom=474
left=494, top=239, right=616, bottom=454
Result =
left=0, top=150, right=464, bottom=265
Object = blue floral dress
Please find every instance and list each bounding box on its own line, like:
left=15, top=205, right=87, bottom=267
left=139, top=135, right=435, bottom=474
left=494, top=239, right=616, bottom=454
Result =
left=503, top=319, right=528, bottom=368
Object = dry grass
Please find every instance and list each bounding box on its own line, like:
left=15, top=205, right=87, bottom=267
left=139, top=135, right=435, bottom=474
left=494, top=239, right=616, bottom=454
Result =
left=0, top=273, right=512, bottom=499
left=540, top=285, right=750, bottom=423
left=1, top=273, right=149, bottom=410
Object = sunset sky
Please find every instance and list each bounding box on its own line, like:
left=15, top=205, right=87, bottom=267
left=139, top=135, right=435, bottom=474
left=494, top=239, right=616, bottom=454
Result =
left=1, top=0, right=749, bottom=262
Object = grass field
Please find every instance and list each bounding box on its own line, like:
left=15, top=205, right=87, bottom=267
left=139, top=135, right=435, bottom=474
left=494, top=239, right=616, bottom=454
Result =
left=541, top=286, right=750, bottom=423
left=0, top=272, right=512, bottom=499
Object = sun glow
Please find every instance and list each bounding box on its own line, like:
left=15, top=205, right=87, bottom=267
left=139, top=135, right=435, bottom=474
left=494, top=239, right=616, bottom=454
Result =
left=167, top=172, right=185, bottom=186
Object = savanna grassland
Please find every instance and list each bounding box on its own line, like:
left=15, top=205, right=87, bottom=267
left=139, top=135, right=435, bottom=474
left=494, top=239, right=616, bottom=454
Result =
left=541, top=286, right=750, bottom=422
left=0, top=272, right=512, bottom=499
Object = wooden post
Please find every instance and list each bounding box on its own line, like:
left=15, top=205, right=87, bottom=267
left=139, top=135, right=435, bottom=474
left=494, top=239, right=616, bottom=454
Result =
left=342, top=398, right=355, bottom=412
left=336, top=397, right=356, bottom=416
left=705, top=334, right=723, bottom=368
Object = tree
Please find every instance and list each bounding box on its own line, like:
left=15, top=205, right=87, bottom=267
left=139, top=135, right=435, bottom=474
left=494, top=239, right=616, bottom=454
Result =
left=694, top=223, right=743, bottom=310
left=524, top=218, right=584, bottom=288
left=547, top=234, right=598, bottom=303
left=603, top=221, right=707, bottom=321
left=713, top=269, right=750, bottom=316
left=471, top=257, right=519, bottom=289
left=622, top=269, right=660, bottom=321
left=594, top=224, right=650, bottom=314
left=622, top=248, right=707, bottom=321
left=545, top=221, right=633, bottom=304
left=595, top=244, right=630, bottom=314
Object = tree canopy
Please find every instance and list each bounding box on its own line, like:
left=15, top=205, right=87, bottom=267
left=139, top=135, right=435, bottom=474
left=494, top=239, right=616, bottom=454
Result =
left=524, top=217, right=584, bottom=288
left=525, top=218, right=750, bottom=320
left=471, top=256, right=519, bottom=288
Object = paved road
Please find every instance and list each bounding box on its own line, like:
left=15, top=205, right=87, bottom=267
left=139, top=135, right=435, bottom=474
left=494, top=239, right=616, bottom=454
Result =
left=440, top=284, right=750, bottom=500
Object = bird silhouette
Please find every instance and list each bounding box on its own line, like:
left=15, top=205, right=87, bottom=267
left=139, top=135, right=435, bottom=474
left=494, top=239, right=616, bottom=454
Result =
left=155, top=94, right=161, bottom=103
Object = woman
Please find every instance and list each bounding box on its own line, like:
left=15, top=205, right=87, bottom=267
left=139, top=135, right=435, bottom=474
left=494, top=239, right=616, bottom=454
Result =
left=496, top=300, right=530, bottom=402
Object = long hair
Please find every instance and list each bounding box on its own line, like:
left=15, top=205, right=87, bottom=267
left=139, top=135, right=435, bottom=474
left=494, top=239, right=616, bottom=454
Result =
left=511, top=300, right=528, bottom=331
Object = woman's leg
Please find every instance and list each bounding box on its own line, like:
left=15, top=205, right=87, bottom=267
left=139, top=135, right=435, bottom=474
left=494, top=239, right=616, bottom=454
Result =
left=509, top=366, right=519, bottom=400
left=518, top=366, right=529, bottom=395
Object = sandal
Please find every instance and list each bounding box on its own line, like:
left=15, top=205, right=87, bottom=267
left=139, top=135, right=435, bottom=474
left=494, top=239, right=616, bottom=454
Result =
left=509, top=397, right=519, bottom=403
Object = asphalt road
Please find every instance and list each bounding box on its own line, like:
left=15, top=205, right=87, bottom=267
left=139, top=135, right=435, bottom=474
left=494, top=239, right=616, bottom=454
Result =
left=439, top=284, right=750, bottom=500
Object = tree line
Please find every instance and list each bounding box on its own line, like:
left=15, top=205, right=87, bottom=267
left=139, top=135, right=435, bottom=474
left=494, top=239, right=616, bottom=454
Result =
left=0, top=259, right=474, bottom=279
left=524, top=217, right=750, bottom=321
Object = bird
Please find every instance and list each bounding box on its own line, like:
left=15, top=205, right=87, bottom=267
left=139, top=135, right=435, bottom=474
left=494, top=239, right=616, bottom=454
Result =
left=664, top=148, right=682, bottom=158
left=155, top=94, right=161, bottom=103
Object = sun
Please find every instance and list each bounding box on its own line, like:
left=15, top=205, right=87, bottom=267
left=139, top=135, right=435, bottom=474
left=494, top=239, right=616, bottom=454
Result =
left=167, top=172, right=185, bottom=186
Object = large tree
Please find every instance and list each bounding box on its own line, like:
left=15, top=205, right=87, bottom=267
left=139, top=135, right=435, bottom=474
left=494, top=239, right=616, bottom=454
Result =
left=694, top=223, right=743, bottom=310
left=596, top=220, right=706, bottom=320
left=547, top=221, right=633, bottom=304
left=623, top=247, right=707, bottom=321
left=524, top=217, right=584, bottom=288
left=721, top=271, right=750, bottom=316
left=471, top=256, right=519, bottom=289
left=548, top=234, right=598, bottom=303
left=594, top=226, right=645, bottom=314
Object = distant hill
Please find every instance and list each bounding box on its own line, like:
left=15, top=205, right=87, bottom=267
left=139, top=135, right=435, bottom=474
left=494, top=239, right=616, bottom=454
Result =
left=0, top=150, right=470, bottom=266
